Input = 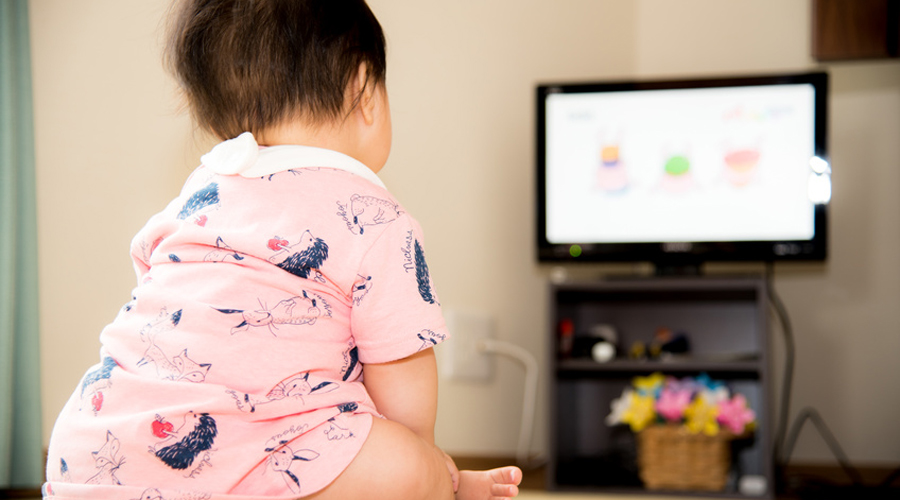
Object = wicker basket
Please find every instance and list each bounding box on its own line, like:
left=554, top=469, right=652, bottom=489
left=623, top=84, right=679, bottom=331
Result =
left=636, top=424, right=735, bottom=491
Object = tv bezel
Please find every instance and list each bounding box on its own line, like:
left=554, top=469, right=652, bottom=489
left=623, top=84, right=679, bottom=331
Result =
left=535, top=71, right=829, bottom=266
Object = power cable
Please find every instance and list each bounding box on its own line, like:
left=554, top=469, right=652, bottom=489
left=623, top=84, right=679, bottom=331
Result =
left=765, top=262, right=793, bottom=466
left=781, top=407, right=863, bottom=485
left=766, top=263, right=865, bottom=489
left=477, top=339, right=541, bottom=469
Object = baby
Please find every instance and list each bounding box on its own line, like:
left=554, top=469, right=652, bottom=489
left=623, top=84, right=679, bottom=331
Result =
left=44, top=1, right=521, bottom=499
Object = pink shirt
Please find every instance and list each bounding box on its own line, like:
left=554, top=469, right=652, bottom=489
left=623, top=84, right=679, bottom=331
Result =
left=45, top=135, right=449, bottom=499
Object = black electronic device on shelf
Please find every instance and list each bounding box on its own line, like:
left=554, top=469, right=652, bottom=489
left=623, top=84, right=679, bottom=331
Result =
left=536, top=72, right=829, bottom=272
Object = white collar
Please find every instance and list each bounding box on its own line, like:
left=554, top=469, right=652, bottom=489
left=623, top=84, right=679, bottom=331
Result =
left=200, top=131, right=386, bottom=189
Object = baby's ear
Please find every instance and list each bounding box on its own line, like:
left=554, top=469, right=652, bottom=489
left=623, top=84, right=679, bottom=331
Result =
left=351, top=63, right=378, bottom=125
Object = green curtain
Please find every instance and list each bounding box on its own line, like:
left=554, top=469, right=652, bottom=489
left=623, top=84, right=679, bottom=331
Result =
left=0, top=0, right=44, bottom=489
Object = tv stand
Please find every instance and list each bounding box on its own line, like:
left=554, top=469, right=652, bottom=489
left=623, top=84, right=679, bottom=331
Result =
left=547, top=275, right=774, bottom=498
left=653, top=262, right=703, bottom=276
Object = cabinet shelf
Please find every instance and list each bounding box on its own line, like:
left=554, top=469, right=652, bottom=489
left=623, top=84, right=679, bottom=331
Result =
left=547, top=276, right=774, bottom=498
left=557, top=356, right=763, bottom=377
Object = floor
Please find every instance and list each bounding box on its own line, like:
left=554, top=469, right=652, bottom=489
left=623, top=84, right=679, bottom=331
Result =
left=454, top=458, right=732, bottom=500
left=9, top=461, right=896, bottom=499
left=519, top=493, right=719, bottom=500
left=7, top=493, right=706, bottom=500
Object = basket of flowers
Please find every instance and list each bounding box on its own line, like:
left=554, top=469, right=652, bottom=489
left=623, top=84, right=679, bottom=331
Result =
left=605, top=373, right=756, bottom=491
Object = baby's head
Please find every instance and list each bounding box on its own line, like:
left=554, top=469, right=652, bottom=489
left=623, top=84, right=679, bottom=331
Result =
left=165, top=0, right=386, bottom=141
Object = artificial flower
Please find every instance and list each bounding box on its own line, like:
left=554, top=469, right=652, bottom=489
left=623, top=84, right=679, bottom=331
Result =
left=664, top=375, right=701, bottom=395
left=633, top=372, right=666, bottom=397
left=717, top=394, right=756, bottom=435
left=700, top=385, right=730, bottom=407
left=605, top=389, right=635, bottom=426
left=696, top=373, right=726, bottom=392
left=655, top=388, right=692, bottom=422
left=606, top=373, right=755, bottom=437
left=685, top=394, right=720, bottom=436
left=622, top=393, right=657, bottom=432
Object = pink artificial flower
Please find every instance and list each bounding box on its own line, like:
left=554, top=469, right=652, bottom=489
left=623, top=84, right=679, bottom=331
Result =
left=717, top=394, right=756, bottom=435
left=655, top=388, right=693, bottom=422
left=664, top=376, right=700, bottom=395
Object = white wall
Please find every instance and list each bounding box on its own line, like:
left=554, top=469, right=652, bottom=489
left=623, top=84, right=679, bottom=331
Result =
left=31, top=0, right=900, bottom=466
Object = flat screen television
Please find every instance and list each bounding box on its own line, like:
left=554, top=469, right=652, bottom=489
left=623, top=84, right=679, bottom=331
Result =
left=536, top=72, right=829, bottom=272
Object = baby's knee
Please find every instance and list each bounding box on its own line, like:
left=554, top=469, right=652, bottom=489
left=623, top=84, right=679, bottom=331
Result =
left=417, top=445, right=455, bottom=499
left=385, top=425, right=453, bottom=499
left=339, top=418, right=452, bottom=500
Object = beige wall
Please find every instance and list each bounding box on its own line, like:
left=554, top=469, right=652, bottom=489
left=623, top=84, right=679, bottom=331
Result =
left=30, top=0, right=216, bottom=451
left=30, top=0, right=900, bottom=466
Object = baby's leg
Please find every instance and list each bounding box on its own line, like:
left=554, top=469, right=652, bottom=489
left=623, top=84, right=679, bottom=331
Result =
left=307, top=417, right=521, bottom=500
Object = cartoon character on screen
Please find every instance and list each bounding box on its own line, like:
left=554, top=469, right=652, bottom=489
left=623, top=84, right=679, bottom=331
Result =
left=721, top=106, right=764, bottom=188
left=595, top=129, right=629, bottom=193
left=721, top=135, right=762, bottom=188
left=658, top=142, right=696, bottom=194
left=722, top=147, right=760, bottom=187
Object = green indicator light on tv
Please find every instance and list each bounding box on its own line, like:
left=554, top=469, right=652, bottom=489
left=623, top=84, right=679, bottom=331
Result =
left=569, top=245, right=583, bottom=258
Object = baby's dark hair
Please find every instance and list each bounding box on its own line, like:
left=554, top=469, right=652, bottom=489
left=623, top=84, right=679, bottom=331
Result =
left=165, top=0, right=386, bottom=140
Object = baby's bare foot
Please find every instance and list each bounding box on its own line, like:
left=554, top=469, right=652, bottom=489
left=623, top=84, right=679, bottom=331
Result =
left=455, top=466, right=522, bottom=500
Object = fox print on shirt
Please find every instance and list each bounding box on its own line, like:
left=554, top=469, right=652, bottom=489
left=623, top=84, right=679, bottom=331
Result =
left=137, top=308, right=212, bottom=383
left=86, top=431, right=125, bottom=485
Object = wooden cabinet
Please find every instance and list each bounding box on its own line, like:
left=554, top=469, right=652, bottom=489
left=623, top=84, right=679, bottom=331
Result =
left=547, top=277, right=774, bottom=498
left=813, top=0, right=900, bottom=60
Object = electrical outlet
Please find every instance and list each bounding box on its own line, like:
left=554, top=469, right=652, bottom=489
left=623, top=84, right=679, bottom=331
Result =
left=441, top=309, right=494, bottom=382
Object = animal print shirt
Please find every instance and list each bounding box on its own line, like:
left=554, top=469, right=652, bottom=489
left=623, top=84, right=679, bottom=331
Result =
left=44, top=133, right=449, bottom=499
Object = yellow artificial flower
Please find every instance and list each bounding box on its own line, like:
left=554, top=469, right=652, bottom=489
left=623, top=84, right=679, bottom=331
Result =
left=622, top=393, right=657, bottom=432
left=633, top=372, right=665, bottom=395
left=685, top=394, right=720, bottom=436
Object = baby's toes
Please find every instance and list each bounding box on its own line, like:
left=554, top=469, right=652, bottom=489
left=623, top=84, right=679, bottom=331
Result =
left=491, top=483, right=519, bottom=499
left=491, top=466, right=522, bottom=485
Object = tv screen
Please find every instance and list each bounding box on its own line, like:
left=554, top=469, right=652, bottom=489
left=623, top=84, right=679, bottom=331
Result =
left=536, top=72, right=829, bottom=268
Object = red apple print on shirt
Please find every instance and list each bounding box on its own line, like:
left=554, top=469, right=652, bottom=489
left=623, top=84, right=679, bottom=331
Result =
left=267, top=237, right=288, bottom=251
left=195, top=215, right=208, bottom=227
left=91, top=392, right=103, bottom=413
left=151, top=414, right=174, bottom=438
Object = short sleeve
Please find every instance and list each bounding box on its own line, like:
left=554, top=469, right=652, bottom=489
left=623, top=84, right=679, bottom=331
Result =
left=350, top=214, right=449, bottom=364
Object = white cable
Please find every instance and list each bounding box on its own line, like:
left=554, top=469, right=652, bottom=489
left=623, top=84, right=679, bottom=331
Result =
left=477, top=339, right=539, bottom=468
